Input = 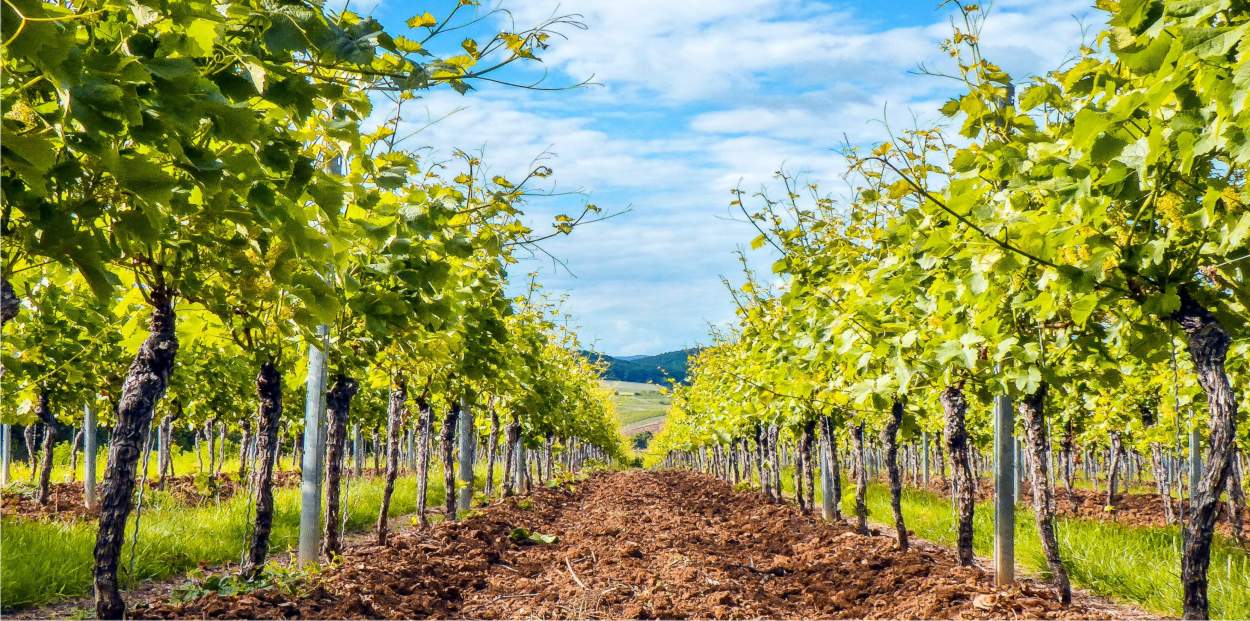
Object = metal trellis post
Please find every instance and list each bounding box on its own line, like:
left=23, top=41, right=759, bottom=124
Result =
left=994, top=391, right=1015, bottom=586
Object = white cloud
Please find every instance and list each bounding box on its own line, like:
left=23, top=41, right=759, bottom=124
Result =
left=499, top=0, right=938, bottom=103
left=497, top=0, right=1097, bottom=103
left=382, top=90, right=706, bottom=195
left=378, top=0, right=1106, bottom=354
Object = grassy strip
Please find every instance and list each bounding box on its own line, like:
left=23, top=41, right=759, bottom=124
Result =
left=0, top=466, right=471, bottom=610
left=4, top=443, right=290, bottom=486
left=828, top=481, right=1250, bottom=618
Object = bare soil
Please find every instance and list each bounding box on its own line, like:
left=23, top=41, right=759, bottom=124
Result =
left=136, top=470, right=1158, bottom=620
left=4, top=511, right=436, bottom=621
left=1, top=478, right=97, bottom=521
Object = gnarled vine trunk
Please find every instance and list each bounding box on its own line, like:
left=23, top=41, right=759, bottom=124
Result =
left=1150, top=442, right=1175, bottom=524
left=794, top=432, right=808, bottom=513
left=769, top=425, right=783, bottom=502
left=206, top=420, right=218, bottom=478
left=34, top=390, right=59, bottom=505
left=883, top=399, right=907, bottom=549
left=1174, top=290, right=1239, bottom=620
left=321, top=374, right=358, bottom=559
left=821, top=415, right=842, bottom=521
left=941, top=384, right=975, bottom=566
left=0, top=277, right=18, bottom=326
left=241, top=360, right=282, bottom=579
left=484, top=407, right=499, bottom=503
left=523, top=439, right=533, bottom=494
left=415, top=397, right=433, bottom=525
left=851, top=422, right=868, bottom=534
left=502, top=419, right=519, bottom=497
left=1107, top=431, right=1123, bottom=511
left=156, top=400, right=183, bottom=489
left=1019, top=383, right=1071, bottom=604
left=215, top=421, right=226, bottom=477
left=544, top=433, right=554, bottom=483
left=802, top=420, right=816, bottom=513
left=376, top=379, right=406, bottom=546
left=441, top=402, right=459, bottom=518
left=755, top=424, right=772, bottom=501
left=731, top=438, right=742, bottom=484
left=94, top=287, right=177, bottom=620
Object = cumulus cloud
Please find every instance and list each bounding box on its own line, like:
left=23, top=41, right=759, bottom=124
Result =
left=379, top=0, right=1105, bottom=354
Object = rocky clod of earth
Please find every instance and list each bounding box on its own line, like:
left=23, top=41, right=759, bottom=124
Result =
left=136, top=470, right=1158, bottom=620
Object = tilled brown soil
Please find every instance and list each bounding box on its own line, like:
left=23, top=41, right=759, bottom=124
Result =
left=6, top=512, right=431, bottom=621
left=0, top=479, right=97, bottom=521
left=1, top=471, right=304, bottom=522
left=916, top=478, right=1248, bottom=539
left=137, top=470, right=1155, bottom=620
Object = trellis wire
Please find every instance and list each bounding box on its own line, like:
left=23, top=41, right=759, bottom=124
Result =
left=1168, top=332, right=1185, bottom=526
left=239, top=423, right=259, bottom=570
left=341, top=441, right=352, bottom=537
left=128, top=420, right=156, bottom=579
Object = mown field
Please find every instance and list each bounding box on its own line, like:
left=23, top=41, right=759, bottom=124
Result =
left=604, top=380, right=668, bottom=435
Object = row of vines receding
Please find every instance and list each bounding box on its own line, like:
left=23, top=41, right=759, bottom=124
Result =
left=1, top=0, right=627, bottom=618
left=647, top=2, right=1248, bottom=619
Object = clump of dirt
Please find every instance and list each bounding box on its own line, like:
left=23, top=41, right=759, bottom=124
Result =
left=155, top=473, right=243, bottom=506
left=0, top=480, right=96, bottom=521
left=137, top=470, right=1155, bottom=620
left=917, top=477, right=1247, bottom=538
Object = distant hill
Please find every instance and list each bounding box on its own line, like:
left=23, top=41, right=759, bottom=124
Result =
left=583, top=349, right=699, bottom=384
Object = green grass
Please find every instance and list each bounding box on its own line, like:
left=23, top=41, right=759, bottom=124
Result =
left=0, top=464, right=499, bottom=611
left=771, top=469, right=1249, bottom=618
left=856, top=485, right=1249, bottom=618
left=605, top=380, right=669, bottom=431
left=3, top=440, right=292, bottom=487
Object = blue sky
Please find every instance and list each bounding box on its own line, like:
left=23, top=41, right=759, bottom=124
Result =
left=357, top=0, right=1102, bottom=355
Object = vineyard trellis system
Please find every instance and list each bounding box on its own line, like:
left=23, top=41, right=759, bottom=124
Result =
left=0, top=0, right=1248, bottom=620
left=1, top=0, right=627, bottom=618
left=649, top=2, right=1249, bottom=620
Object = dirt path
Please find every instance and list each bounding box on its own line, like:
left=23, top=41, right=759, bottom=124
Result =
left=621, top=416, right=665, bottom=437
left=137, top=470, right=1158, bottom=620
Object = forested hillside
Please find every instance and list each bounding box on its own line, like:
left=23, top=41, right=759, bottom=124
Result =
left=583, top=349, right=697, bottom=384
